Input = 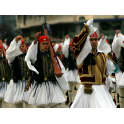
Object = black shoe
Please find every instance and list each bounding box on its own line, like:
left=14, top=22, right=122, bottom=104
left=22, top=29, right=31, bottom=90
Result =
left=69, top=102, right=72, bottom=108
left=65, top=91, right=69, bottom=96
left=65, top=97, right=70, bottom=105
left=117, top=104, right=120, bottom=108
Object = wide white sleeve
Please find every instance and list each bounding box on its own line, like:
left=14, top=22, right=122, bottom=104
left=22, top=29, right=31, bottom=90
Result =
left=98, top=38, right=111, bottom=55
left=25, top=42, right=39, bottom=74
left=76, top=37, right=92, bottom=66
left=118, top=33, right=124, bottom=48
left=112, top=34, right=121, bottom=58
left=6, top=39, right=22, bottom=64
left=106, top=58, right=115, bottom=75
left=76, top=19, right=96, bottom=66
left=54, top=44, right=59, bottom=52
left=62, top=43, right=69, bottom=58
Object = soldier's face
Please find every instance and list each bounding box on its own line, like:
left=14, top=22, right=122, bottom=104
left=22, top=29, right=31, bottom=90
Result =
left=90, top=37, right=98, bottom=49
left=39, top=41, right=49, bottom=52
left=20, top=44, right=27, bottom=53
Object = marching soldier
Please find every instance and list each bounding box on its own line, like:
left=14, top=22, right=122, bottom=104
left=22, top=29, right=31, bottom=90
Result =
left=0, top=42, right=11, bottom=107
left=71, top=19, right=116, bottom=108
left=3, top=35, right=29, bottom=108
left=112, top=30, right=124, bottom=107
left=24, top=32, right=69, bottom=108
left=62, top=41, right=80, bottom=106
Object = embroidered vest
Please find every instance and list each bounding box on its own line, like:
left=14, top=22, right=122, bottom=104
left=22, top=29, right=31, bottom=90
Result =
left=11, top=54, right=29, bottom=83
left=79, top=52, right=107, bottom=85
left=32, top=45, right=57, bottom=84
left=0, top=56, right=11, bottom=82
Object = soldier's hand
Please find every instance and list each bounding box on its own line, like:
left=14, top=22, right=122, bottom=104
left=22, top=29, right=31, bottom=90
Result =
left=56, top=72, right=63, bottom=78
left=35, top=32, right=41, bottom=40
left=24, top=81, right=31, bottom=92
left=15, top=35, right=23, bottom=43
left=34, top=32, right=41, bottom=44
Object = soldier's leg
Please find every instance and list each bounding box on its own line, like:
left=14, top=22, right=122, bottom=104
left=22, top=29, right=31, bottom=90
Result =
left=2, top=101, right=23, bottom=108
left=33, top=103, right=69, bottom=108
left=118, top=88, right=124, bottom=108
left=15, top=102, right=23, bottom=108
left=50, top=103, right=69, bottom=108
left=23, top=101, right=38, bottom=108
left=0, top=99, right=2, bottom=108
left=68, top=82, right=77, bottom=105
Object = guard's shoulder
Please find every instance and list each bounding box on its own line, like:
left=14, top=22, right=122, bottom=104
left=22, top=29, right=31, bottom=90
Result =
left=98, top=52, right=107, bottom=63
left=99, top=52, right=107, bottom=57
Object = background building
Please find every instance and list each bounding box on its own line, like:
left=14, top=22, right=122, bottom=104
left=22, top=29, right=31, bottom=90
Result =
left=0, top=15, right=124, bottom=44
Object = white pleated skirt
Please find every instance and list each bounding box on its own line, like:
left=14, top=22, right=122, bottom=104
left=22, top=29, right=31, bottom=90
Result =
left=71, top=85, right=116, bottom=108
left=0, top=82, right=8, bottom=99
left=24, top=76, right=69, bottom=106
left=64, top=69, right=80, bottom=83
left=4, top=79, right=26, bottom=104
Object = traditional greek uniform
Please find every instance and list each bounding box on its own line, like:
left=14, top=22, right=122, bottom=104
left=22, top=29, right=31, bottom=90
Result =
left=71, top=52, right=116, bottom=108
left=0, top=56, right=11, bottom=107
left=112, top=33, right=124, bottom=107
left=71, top=19, right=116, bottom=108
left=24, top=39, right=69, bottom=107
left=97, top=36, right=117, bottom=93
left=62, top=43, right=80, bottom=105
left=3, top=39, right=29, bottom=107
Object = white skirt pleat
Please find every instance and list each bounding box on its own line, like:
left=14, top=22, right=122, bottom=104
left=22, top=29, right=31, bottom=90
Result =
left=26, top=81, right=66, bottom=106
left=71, top=85, right=116, bottom=108
left=4, top=79, right=26, bottom=104
left=64, top=69, right=80, bottom=83
left=23, top=83, right=36, bottom=103
left=57, top=57, right=70, bottom=89
left=55, top=76, right=70, bottom=91
left=0, top=82, right=8, bottom=99
left=115, top=72, right=124, bottom=88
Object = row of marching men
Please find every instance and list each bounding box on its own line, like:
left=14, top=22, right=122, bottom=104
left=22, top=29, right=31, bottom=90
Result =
left=0, top=19, right=124, bottom=108
left=0, top=32, right=74, bottom=108
left=0, top=32, right=79, bottom=108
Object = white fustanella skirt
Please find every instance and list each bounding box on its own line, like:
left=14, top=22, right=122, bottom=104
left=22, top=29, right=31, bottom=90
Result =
left=4, top=79, right=26, bottom=104
left=24, top=76, right=69, bottom=106
left=71, top=85, right=116, bottom=108
left=0, top=82, right=8, bottom=99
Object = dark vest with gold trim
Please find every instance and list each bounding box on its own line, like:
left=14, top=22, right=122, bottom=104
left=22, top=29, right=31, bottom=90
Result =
left=0, top=56, right=11, bottom=82
left=31, top=44, right=57, bottom=84
left=11, top=53, right=29, bottom=83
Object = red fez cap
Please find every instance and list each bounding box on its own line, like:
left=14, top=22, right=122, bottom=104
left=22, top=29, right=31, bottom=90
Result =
left=21, top=39, right=25, bottom=45
left=90, top=32, right=98, bottom=38
left=106, top=40, right=109, bottom=43
left=38, top=35, right=49, bottom=43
